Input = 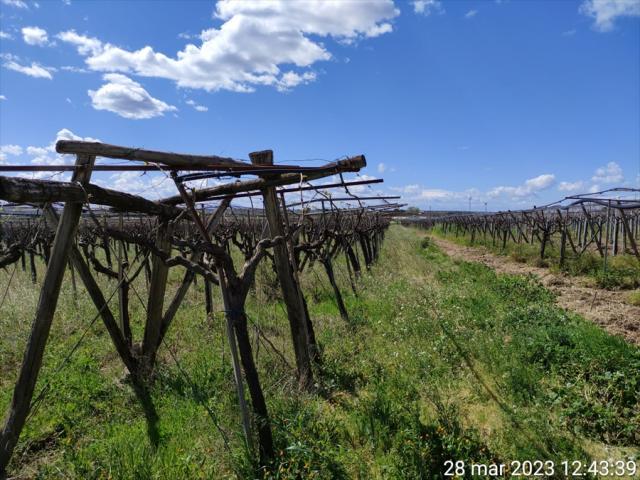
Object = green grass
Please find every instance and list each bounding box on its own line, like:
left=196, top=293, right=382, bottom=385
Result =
left=627, top=291, right=640, bottom=306
left=430, top=225, right=640, bottom=290
left=1, top=225, right=638, bottom=478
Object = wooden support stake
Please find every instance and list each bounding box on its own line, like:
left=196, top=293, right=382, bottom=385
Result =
left=141, top=220, right=172, bottom=374
left=0, top=154, right=95, bottom=475
left=43, top=207, right=138, bottom=375
left=250, top=150, right=313, bottom=389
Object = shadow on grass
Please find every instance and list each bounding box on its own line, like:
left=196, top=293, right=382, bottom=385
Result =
left=130, top=380, right=160, bottom=449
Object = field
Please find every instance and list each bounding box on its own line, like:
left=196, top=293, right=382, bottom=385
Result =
left=2, top=225, right=638, bottom=479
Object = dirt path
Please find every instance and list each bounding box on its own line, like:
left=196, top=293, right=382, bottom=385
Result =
left=431, top=236, right=640, bottom=346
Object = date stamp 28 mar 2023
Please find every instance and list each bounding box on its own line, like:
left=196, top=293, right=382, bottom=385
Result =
left=444, top=459, right=638, bottom=477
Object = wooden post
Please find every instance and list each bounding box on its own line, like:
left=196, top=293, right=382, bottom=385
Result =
left=141, top=220, right=172, bottom=374
left=619, top=207, right=640, bottom=260
left=581, top=205, right=604, bottom=257
left=250, top=150, right=313, bottom=389
left=68, top=259, right=77, bottom=302
left=117, top=213, right=132, bottom=346
left=43, top=207, right=138, bottom=374
left=603, top=201, right=611, bottom=272
left=0, top=154, right=95, bottom=475
left=321, top=256, right=349, bottom=322
left=204, top=280, right=213, bottom=316
left=217, top=267, right=255, bottom=456
left=279, top=191, right=321, bottom=365
left=558, top=211, right=567, bottom=269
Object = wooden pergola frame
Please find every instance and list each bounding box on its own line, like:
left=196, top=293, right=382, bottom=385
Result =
left=0, top=140, right=399, bottom=474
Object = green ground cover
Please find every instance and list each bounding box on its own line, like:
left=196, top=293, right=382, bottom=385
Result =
left=1, top=226, right=638, bottom=478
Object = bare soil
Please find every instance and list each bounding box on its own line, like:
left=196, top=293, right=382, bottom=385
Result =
left=432, top=237, right=640, bottom=346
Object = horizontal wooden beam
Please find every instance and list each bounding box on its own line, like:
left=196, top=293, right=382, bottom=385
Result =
left=161, top=155, right=367, bottom=205
left=56, top=141, right=249, bottom=170
left=0, top=176, right=181, bottom=217
left=285, top=195, right=400, bottom=208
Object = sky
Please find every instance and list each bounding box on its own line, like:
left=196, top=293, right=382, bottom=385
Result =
left=0, top=0, right=639, bottom=211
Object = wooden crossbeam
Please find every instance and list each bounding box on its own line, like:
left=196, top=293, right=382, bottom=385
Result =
left=0, top=176, right=182, bottom=218
left=161, top=155, right=366, bottom=205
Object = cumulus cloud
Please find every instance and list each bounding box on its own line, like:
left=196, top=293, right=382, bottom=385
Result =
left=413, top=0, right=444, bottom=16
left=393, top=184, right=480, bottom=205
left=57, top=0, right=398, bottom=93
left=185, top=99, right=208, bottom=112
left=2, top=129, right=99, bottom=169
left=1, top=0, right=28, bottom=8
left=488, top=174, right=556, bottom=199
left=22, top=26, right=49, bottom=46
left=56, top=30, right=103, bottom=56
left=105, top=171, right=177, bottom=199
left=394, top=173, right=558, bottom=209
left=88, top=73, right=177, bottom=119
left=0, top=30, right=13, bottom=40
left=579, top=0, right=640, bottom=31
left=558, top=180, right=585, bottom=192
left=465, top=9, right=478, bottom=18
left=2, top=58, right=54, bottom=79
left=591, top=161, right=623, bottom=184
left=1, top=129, right=100, bottom=180
left=0, top=95, right=6, bottom=100
left=0, top=144, right=23, bottom=162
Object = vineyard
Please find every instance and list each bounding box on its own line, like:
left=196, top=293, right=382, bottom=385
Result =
left=0, top=145, right=639, bottom=478
left=404, top=189, right=640, bottom=290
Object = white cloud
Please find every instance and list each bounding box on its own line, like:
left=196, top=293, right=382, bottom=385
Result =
left=1, top=129, right=99, bottom=170
left=277, top=70, right=316, bottom=91
left=488, top=174, right=556, bottom=199
left=26, top=146, right=49, bottom=156
left=185, top=99, right=208, bottom=112
left=0, top=30, right=13, bottom=40
left=56, top=30, right=103, bottom=56
left=465, top=9, right=478, bottom=18
left=0, top=144, right=23, bottom=162
left=0, top=95, right=6, bottom=100
left=22, top=26, right=48, bottom=46
left=393, top=184, right=479, bottom=204
left=2, top=145, right=24, bottom=156
left=61, top=65, right=90, bottom=73
left=88, top=73, right=177, bottom=119
left=1, top=0, right=28, bottom=8
left=3, top=59, right=54, bottom=79
left=58, top=0, right=398, bottom=93
left=106, top=171, right=176, bottom=199
left=413, top=0, right=444, bottom=16
left=558, top=180, right=585, bottom=192
left=377, top=162, right=387, bottom=173
left=579, top=0, right=640, bottom=32
left=591, top=161, right=623, bottom=183
left=562, top=28, right=577, bottom=36
left=394, top=174, right=559, bottom=209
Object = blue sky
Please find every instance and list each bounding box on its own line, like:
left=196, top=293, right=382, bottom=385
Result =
left=0, top=0, right=639, bottom=210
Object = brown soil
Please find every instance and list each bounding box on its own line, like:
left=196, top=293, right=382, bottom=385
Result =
left=431, top=237, right=640, bottom=346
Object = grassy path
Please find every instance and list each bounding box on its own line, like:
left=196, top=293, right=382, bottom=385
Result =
left=429, top=234, right=640, bottom=345
left=1, top=225, right=638, bottom=478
